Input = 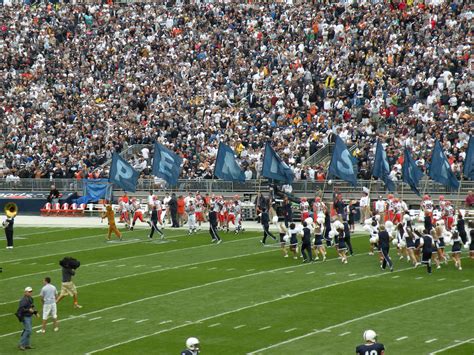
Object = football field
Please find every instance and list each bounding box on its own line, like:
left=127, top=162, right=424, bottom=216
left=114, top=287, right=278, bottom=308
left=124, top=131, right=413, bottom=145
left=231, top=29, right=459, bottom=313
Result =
left=0, top=226, right=473, bottom=354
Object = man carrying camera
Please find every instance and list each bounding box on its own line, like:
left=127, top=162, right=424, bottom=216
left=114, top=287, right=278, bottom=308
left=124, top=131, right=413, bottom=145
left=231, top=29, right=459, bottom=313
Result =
left=56, top=257, right=82, bottom=309
left=17, top=286, right=38, bottom=351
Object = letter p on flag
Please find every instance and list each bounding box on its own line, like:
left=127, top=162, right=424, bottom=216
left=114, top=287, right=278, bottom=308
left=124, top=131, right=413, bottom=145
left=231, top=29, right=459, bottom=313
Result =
left=109, top=153, right=140, bottom=192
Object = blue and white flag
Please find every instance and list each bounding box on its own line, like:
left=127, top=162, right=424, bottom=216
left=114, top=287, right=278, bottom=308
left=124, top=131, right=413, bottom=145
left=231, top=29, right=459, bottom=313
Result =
left=429, top=140, right=459, bottom=190
left=373, top=141, right=395, bottom=192
left=402, top=148, right=424, bottom=195
left=152, top=143, right=183, bottom=186
left=109, top=153, right=139, bottom=192
left=214, top=143, right=245, bottom=182
left=463, top=136, right=474, bottom=180
left=261, top=142, right=294, bottom=184
left=328, top=136, right=357, bottom=187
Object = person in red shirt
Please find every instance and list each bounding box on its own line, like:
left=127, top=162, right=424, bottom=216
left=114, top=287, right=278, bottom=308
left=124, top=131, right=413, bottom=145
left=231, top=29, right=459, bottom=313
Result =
left=466, top=191, right=474, bottom=208
left=177, top=196, right=185, bottom=227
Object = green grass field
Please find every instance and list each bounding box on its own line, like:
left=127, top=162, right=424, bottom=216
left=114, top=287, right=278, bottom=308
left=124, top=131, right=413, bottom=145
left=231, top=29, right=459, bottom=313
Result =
left=0, top=226, right=473, bottom=355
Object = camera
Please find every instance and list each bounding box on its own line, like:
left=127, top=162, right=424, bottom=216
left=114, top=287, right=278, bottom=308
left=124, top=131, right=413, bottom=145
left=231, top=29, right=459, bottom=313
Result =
left=59, top=257, right=81, bottom=269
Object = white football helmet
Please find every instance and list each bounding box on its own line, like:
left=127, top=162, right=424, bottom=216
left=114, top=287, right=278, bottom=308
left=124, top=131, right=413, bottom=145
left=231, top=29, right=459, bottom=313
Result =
left=363, top=329, right=377, bottom=343
left=186, top=337, right=200, bottom=351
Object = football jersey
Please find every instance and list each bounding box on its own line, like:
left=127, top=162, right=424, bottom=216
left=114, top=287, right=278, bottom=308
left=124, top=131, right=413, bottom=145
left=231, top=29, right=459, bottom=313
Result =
left=422, top=200, right=433, bottom=212
left=300, top=201, right=309, bottom=212
left=355, top=342, right=385, bottom=355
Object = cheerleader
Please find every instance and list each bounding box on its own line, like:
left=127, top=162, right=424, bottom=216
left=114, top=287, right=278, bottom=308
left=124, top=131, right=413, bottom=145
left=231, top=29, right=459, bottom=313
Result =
left=335, top=226, right=348, bottom=264
left=430, top=230, right=442, bottom=270
left=312, top=218, right=326, bottom=261
left=288, top=223, right=299, bottom=260
left=435, top=221, right=448, bottom=264
left=450, top=231, right=462, bottom=270
left=278, top=223, right=289, bottom=258
left=366, top=218, right=379, bottom=256
left=402, top=225, right=420, bottom=266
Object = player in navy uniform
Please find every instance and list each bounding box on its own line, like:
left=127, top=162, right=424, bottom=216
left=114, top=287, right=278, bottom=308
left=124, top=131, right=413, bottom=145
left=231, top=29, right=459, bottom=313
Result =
left=356, top=329, right=385, bottom=355
left=181, top=337, right=200, bottom=355
left=418, top=229, right=433, bottom=274
left=343, top=220, right=353, bottom=256
left=260, top=208, right=277, bottom=245
left=208, top=208, right=222, bottom=244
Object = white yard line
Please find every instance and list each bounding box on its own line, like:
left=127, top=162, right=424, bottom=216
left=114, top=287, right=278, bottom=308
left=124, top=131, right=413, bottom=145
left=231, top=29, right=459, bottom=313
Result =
left=246, top=286, right=473, bottom=354
left=79, top=264, right=451, bottom=354
left=135, top=319, right=148, bottom=324
left=112, top=318, right=126, bottom=323
left=425, top=338, right=438, bottom=343
left=259, top=326, right=271, bottom=331
left=428, top=338, right=474, bottom=354
left=284, top=328, right=297, bottom=333
left=396, top=336, right=408, bottom=341
left=338, top=332, right=351, bottom=336
left=234, top=325, right=246, bottom=329
left=89, top=317, right=102, bottom=321
left=208, top=323, right=220, bottom=328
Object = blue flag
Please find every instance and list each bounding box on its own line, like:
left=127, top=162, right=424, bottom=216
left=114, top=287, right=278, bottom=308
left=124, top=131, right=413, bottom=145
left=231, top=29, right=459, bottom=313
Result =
left=109, top=153, right=139, bottom=192
left=402, top=148, right=424, bottom=195
left=152, top=143, right=183, bottom=186
left=328, top=136, right=357, bottom=187
left=463, top=136, right=474, bottom=180
left=261, top=142, right=294, bottom=184
left=214, top=143, right=245, bottom=182
left=373, top=141, right=395, bottom=192
left=429, top=140, right=459, bottom=190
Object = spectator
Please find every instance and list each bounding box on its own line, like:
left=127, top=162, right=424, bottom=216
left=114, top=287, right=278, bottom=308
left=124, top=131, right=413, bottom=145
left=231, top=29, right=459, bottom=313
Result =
left=466, top=191, right=474, bottom=207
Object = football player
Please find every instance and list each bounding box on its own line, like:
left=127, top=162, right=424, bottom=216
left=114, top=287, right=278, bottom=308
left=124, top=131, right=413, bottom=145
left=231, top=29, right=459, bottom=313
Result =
left=355, top=330, right=385, bottom=355
left=181, top=337, right=200, bottom=355
left=300, top=197, right=310, bottom=222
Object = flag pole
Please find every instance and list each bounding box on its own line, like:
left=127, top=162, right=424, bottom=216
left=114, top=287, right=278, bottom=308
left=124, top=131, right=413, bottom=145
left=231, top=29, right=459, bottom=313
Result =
left=454, top=173, right=463, bottom=213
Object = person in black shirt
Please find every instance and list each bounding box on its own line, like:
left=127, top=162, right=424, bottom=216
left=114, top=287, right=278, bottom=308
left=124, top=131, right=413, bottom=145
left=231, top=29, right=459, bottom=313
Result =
left=282, top=196, right=293, bottom=227
left=378, top=225, right=393, bottom=272
left=168, top=193, right=179, bottom=228
left=355, top=329, right=385, bottom=355
left=261, top=208, right=277, bottom=245
left=47, top=185, right=60, bottom=204
left=3, top=214, right=15, bottom=249
left=300, top=222, right=313, bottom=263
left=208, top=207, right=222, bottom=244
left=148, top=205, right=164, bottom=240
left=343, top=220, right=353, bottom=256
left=17, top=286, right=38, bottom=351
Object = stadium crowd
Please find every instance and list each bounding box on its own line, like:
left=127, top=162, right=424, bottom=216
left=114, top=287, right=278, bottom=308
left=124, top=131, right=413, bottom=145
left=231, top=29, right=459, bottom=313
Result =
left=0, top=1, right=472, bottom=182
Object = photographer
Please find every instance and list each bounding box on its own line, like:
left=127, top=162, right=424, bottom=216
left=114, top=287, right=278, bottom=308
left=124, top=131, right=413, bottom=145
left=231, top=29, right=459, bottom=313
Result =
left=16, top=286, right=38, bottom=351
left=56, top=257, right=82, bottom=309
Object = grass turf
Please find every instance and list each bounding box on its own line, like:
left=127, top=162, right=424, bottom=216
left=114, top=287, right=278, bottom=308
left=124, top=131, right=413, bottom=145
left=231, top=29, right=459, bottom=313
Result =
left=0, top=226, right=473, bottom=355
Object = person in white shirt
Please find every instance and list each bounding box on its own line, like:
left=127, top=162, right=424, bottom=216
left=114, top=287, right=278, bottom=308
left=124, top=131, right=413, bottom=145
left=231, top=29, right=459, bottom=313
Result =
left=37, top=277, right=58, bottom=334
left=163, top=192, right=171, bottom=225
left=375, top=196, right=386, bottom=223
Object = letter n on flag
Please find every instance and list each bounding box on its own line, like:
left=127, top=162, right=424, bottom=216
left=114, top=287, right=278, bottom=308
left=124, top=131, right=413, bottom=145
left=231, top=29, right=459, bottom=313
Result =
left=109, top=153, right=139, bottom=192
left=152, top=143, right=183, bottom=186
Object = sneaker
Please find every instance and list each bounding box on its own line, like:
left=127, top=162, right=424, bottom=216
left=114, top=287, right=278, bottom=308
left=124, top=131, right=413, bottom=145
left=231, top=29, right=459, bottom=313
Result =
left=399, top=256, right=404, bottom=260
left=459, top=267, right=462, bottom=270
left=74, top=304, right=83, bottom=309
left=36, top=329, right=45, bottom=334
left=284, top=254, right=289, bottom=258
left=368, top=252, right=374, bottom=256
left=414, top=262, right=421, bottom=268
left=436, top=265, right=441, bottom=270
left=211, top=239, right=216, bottom=243
left=390, top=267, right=394, bottom=272
left=293, top=256, right=298, bottom=260
left=323, top=256, right=326, bottom=262
left=18, top=346, right=26, bottom=351
left=130, top=226, right=134, bottom=231
left=54, top=327, right=59, bottom=332
left=343, top=259, right=348, bottom=264
left=314, top=257, right=319, bottom=260
left=216, top=240, right=222, bottom=244
left=148, top=235, right=152, bottom=239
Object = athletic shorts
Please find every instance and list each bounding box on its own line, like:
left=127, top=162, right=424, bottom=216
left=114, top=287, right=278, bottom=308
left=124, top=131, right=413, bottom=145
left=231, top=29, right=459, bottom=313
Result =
left=42, top=303, right=57, bottom=320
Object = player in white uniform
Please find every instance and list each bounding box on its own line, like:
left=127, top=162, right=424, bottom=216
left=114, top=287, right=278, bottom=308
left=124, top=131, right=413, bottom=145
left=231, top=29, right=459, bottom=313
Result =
left=194, top=197, right=205, bottom=231
left=162, top=192, right=171, bottom=225
left=130, top=198, right=147, bottom=231
left=300, top=197, right=310, bottom=221
left=186, top=200, right=197, bottom=235
left=154, top=197, right=164, bottom=227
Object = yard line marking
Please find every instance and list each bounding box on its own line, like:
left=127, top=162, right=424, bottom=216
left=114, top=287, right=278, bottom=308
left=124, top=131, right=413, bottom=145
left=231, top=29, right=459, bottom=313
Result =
left=425, top=338, right=438, bottom=343
left=13, top=230, right=118, bottom=249
left=98, top=264, right=108, bottom=268
left=0, top=248, right=277, bottom=305
left=80, top=272, right=471, bottom=355
left=246, top=269, right=255, bottom=272
left=339, top=332, right=351, bottom=336
left=461, top=279, right=470, bottom=283
left=189, top=266, right=198, bottom=270
left=208, top=267, right=217, bottom=270
left=208, top=323, right=221, bottom=328
left=226, top=268, right=236, bottom=271
left=159, top=320, right=172, bottom=325
left=306, top=271, right=315, bottom=275
left=152, top=265, right=162, bottom=269
left=396, top=336, right=408, bottom=341
left=245, top=285, right=474, bottom=354
left=89, top=317, right=102, bottom=321
left=326, top=272, right=336, bottom=275
left=285, top=271, right=294, bottom=274
left=133, top=265, right=145, bottom=268
left=416, top=277, right=423, bottom=280
left=112, top=318, right=126, bottom=323
left=437, top=278, right=446, bottom=282
left=46, top=263, right=54, bottom=266
left=0, top=313, right=12, bottom=318
left=117, top=265, right=126, bottom=268
left=259, top=326, right=271, bottom=331
left=0, top=234, right=257, bottom=283
left=29, top=262, right=37, bottom=265
left=392, top=276, right=400, bottom=279
left=348, top=273, right=357, bottom=276
left=429, top=338, right=474, bottom=354
left=135, top=319, right=148, bottom=324
left=234, top=325, right=246, bottom=329
left=284, top=328, right=297, bottom=333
